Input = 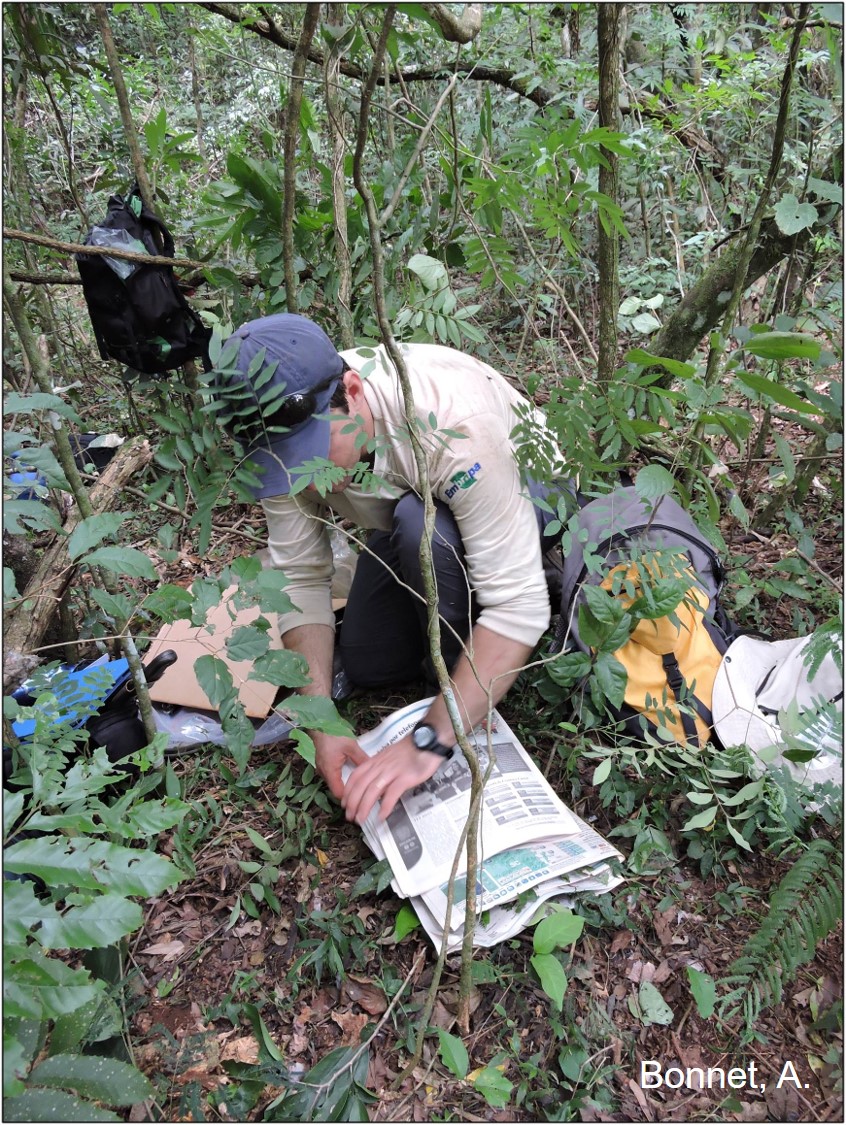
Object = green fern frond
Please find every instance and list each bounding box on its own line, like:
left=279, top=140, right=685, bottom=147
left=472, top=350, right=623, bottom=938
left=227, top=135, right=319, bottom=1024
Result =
left=718, top=839, right=842, bottom=1030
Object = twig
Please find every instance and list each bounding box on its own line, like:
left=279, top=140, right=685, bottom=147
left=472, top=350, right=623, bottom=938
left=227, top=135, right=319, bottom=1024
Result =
left=292, top=948, right=426, bottom=1098
left=4, top=226, right=207, bottom=270
left=745, top=527, right=843, bottom=593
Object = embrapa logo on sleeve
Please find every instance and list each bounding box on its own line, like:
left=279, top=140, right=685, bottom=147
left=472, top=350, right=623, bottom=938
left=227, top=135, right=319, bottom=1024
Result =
left=445, top=462, right=482, bottom=499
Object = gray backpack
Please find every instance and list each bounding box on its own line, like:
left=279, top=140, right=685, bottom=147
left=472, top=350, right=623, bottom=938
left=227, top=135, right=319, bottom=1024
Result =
left=551, top=486, right=738, bottom=747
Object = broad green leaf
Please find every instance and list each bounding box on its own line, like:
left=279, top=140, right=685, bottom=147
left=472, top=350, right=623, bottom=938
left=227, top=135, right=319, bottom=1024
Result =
left=739, top=331, right=822, bottom=363
left=546, top=650, right=592, bottom=687
left=88, top=588, right=135, bottom=623
left=686, top=967, right=716, bottom=1019
left=686, top=791, right=715, bottom=805
left=577, top=604, right=604, bottom=650
left=681, top=806, right=717, bottom=831
left=634, top=464, right=675, bottom=502
left=735, top=370, right=823, bottom=414
left=278, top=694, right=354, bottom=737
left=408, top=253, right=448, bottom=290
left=582, top=583, right=626, bottom=626
left=773, top=193, right=818, bottom=236
left=3, top=880, right=58, bottom=945
left=3, top=949, right=105, bottom=1020
left=226, top=624, right=270, bottom=662
left=28, top=1052, right=152, bottom=1106
left=592, top=653, right=628, bottom=710
left=194, top=655, right=235, bottom=708
left=806, top=176, right=843, bottom=204
left=533, top=909, right=584, bottom=954
left=3, top=1017, right=44, bottom=1097
left=559, top=1045, right=589, bottom=1082
left=773, top=433, right=796, bottom=484
left=79, top=547, right=158, bottom=579
left=724, top=817, right=753, bottom=851
left=631, top=312, right=661, bottom=334
left=3, top=500, right=62, bottom=535
left=50, top=995, right=122, bottom=1054
left=2, top=836, right=181, bottom=897
left=254, top=569, right=296, bottom=614
left=638, top=980, right=674, bottom=1025
left=393, top=902, right=420, bottom=940
left=436, top=1029, right=468, bottom=1079
left=248, top=649, right=311, bottom=687
left=37, top=894, right=143, bottom=951
left=627, top=826, right=676, bottom=875
left=124, top=798, right=191, bottom=837
left=624, top=349, right=696, bottom=380
left=720, top=780, right=764, bottom=806
left=531, top=952, right=568, bottom=1010
left=288, top=729, right=316, bottom=767
left=67, top=515, right=128, bottom=562
left=2, top=1087, right=120, bottom=1122
left=4, top=789, right=24, bottom=831
left=471, top=1065, right=513, bottom=1109
left=3, top=392, right=83, bottom=423
left=592, top=757, right=612, bottom=785
left=143, top=583, right=194, bottom=622
left=244, top=826, right=275, bottom=855
left=619, top=296, right=641, bottom=315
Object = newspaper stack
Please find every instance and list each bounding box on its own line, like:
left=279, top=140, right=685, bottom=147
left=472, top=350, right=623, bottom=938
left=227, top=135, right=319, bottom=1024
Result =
left=347, top=699, right=624, bottom=951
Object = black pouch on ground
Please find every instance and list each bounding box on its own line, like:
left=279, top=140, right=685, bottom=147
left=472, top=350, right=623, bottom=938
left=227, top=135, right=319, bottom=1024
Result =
left=5, top=650, right=178, bottom=786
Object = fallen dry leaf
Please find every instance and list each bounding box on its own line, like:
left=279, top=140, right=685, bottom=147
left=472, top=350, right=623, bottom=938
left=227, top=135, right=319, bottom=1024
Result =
left=220, top=1036, right=261, bottom=1064
left=140, top=940, right=185, bottom=961
left=627, top=1078, right=653, bottom=1120
left=626, top=959, right=656, bottom=984
left=610, top=930, right=633, bottom=955
left=330, top=1009, right=369, bottom=1046
left=232, top=919, right=262, bottom=938
left=342, top=975, right=388, bottom=1016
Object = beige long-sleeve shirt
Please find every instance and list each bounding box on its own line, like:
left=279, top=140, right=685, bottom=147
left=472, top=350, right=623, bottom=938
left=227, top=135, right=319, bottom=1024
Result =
left=261, top=342, right=565, bottom=648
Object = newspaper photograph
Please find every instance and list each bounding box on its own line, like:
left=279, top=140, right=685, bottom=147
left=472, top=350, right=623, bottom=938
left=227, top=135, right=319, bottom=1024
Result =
left=345, top=699, right=625, bottom=947
left=413, top=865, right=625, bottom=952
left=418, top=814, right=624, bottom=933
left=350, top=700, right=582, bottom=898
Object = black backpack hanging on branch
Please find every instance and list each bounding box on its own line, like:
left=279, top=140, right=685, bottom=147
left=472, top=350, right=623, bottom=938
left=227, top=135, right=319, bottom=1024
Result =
left=76, top=184, right=211, bottom=376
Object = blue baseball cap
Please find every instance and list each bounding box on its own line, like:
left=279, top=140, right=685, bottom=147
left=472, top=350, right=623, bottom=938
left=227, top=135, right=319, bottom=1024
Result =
left=219, top=314, right=346, bottom=497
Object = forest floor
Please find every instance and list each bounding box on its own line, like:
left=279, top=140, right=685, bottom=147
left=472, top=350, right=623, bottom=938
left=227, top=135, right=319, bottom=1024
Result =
left=124, top=497, right=843, bottom=1124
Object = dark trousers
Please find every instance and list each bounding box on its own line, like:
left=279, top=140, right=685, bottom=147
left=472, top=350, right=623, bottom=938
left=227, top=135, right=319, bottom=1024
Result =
left=338, top=482, right=572, bottom=689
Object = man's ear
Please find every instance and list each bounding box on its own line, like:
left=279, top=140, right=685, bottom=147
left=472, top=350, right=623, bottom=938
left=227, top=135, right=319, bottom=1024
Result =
left=343, top=369, right=366, bottom=409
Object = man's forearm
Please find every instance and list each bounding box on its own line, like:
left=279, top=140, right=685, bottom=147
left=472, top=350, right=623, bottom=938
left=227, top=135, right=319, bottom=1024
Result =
left=423, top=624, right=533, bottom=746
left=282, top=622, right=336, bottom=698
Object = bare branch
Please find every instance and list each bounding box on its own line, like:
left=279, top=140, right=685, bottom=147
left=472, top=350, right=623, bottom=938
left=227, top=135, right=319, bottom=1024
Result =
left=420, top=3, right=483, bottom=43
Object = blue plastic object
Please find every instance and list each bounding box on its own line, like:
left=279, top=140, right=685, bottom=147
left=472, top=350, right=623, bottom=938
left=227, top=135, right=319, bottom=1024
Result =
left=11, top=658, right=131, bottom=740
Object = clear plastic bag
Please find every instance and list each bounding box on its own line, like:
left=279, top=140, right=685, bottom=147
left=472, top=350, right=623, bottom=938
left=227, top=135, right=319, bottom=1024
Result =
left=152, top=705, right=293, bottom=751
left=330, top=528, right=358, bottom=599
left=87, top=227, right=147, bottom=280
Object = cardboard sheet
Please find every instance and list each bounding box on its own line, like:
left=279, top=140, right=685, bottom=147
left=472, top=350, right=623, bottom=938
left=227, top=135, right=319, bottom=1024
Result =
left=145, top=586, right=286, bottom=718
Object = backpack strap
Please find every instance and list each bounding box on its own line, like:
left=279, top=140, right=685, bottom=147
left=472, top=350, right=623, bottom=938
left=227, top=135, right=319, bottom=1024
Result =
left=124, top=185, right=175, bottom=258
left=661, top=652, right=702, bottom=746
left=139, top=206, right=174, bottom=257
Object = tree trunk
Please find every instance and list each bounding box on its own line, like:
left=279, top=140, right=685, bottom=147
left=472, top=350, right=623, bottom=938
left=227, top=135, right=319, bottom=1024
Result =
left=3, top=437, right=154, bottom=680
left=93, top=4, right=156, bottom=211
left=324, top=3, right=355, bottom=348
left=647, top=200, right=840, bottom=369
left=282, top=3, right=321, bottom=314
left=596, top=4, right=623, bottom=386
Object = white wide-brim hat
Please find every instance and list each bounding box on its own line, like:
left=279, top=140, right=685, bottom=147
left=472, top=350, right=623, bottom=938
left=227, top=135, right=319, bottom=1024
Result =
left=712, top=634, right=843, bottom=789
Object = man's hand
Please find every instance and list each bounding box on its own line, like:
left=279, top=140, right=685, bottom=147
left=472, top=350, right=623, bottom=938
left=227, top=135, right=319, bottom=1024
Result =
left=314, top=735, right=369, bottom=801
left=342, top=736, right=444, bottom=825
